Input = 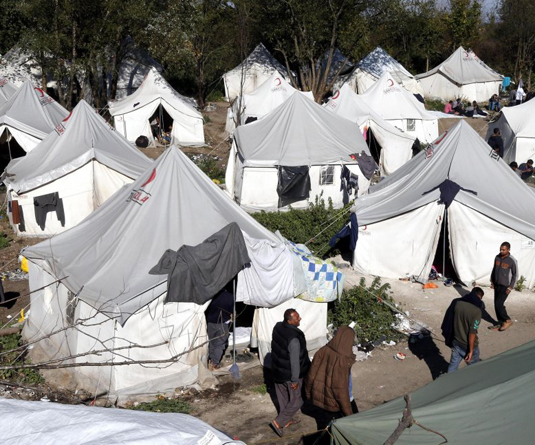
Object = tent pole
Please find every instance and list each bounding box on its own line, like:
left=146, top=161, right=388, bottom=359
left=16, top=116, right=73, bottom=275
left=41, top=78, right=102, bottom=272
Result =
left=442, top=208, right=447, bottom=278
left=229, top=277, right=240, bottom=379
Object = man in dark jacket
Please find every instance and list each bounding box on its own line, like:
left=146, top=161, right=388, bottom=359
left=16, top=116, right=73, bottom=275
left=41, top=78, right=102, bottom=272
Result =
left=490, top=242, right=518, bottom=331
left=444, top=287, right=484, bottom=372
left=487, top=128, right=504, bottom=158
left=270, top=309, right=310, bottom=437
left=205, top=288, right=233, bottom=370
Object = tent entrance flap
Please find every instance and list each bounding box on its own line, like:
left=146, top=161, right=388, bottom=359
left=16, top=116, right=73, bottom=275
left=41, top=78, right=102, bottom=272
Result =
left=430, top=207, right=461, bottom=284
left=149, top=104, right=173, bottom=143
left=366, top=127, right=382, bottom=165
left=0, top=129, right=26, bottom=172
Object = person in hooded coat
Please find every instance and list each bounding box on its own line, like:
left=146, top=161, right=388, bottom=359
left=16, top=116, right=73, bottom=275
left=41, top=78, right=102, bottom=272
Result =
left=304, top=326, right=356, bottom=417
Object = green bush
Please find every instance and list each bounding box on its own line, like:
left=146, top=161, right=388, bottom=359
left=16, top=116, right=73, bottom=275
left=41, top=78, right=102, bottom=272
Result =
left=328, top=277, right=403, bottom=344
left=130, top=395, right=192, bottom=413
left=0, top=333, right=44, bottom=384
left=251, top=198, right=351, bottom=258
left=425, top=98, right=445, bottom=112
left=0, top=233, right=10, bottom=249
left=515, top=275, right=526, bottom=292
left=188, top=154, right=226, bottom=183
left=206, top=89, right=225, bottom=102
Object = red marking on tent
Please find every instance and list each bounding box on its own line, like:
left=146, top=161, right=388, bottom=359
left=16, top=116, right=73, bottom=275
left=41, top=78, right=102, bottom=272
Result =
left=387, top=79, right=394, bottom=87
left=464, top=51, right=469, bottom=58
left=362, top=225, right=367, bottom=231
left=434, top=130, right=448, bottom=145
left=62, top=111, right=72, bottom=122
left=34, top=87, right=45, bottom=97
left=274, top=78, right=281, bottom=86
left=332, top=90, right=340, bottom=99
left=141, top=169, right=157, bottom=188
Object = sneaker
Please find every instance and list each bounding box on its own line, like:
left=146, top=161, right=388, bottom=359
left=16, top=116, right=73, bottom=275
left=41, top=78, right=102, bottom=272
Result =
left=499, top=320, right=512, bottom=331
left=488, top=324, right=501, bottom=330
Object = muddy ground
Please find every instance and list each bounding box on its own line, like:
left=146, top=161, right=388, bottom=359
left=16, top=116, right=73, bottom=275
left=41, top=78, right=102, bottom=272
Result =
left=1, top=104, right=532, bottom=444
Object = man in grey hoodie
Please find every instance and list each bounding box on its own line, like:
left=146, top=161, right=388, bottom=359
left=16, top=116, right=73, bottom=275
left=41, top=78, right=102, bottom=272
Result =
left=490, top=242, right=517, bottom=331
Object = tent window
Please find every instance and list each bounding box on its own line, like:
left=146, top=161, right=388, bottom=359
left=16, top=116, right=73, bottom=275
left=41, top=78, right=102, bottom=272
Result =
left=407, top=119, right=416, bottom=132
left=320, top=165, right=335, bottom=185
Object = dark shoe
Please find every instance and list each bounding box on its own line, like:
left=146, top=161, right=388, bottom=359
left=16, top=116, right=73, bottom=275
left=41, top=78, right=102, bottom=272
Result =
left=270, top=420, right=284, bottom=437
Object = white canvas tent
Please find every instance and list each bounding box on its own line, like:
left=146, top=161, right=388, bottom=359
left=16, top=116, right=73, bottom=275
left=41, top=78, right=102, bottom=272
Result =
left=3, top=100, right=151, bottom=237
left=223, top=43, right=290, bottom=102
left=0, top=81, right=69, bottom=152
left=0, top=47, right=47, bottom=87
left=416, top=47, right=502, bottom=102
left=352, top=120, right=535, bottom=288
left=485, top=98, right=535, bottom=164
left=109, top=68, right=204, bottom=146
left=21, top=145, right=329, bottom=399
left=0, top=77, right=18, bottom=107
left=226, top=92, right=375, bottom=211
left=359, top=73, right=439, bottom=144
left=342, top=47, right=423, bottom=95
left=225, top=70, right=314, bottom=136
left=324, top=84, right=416, bottom=175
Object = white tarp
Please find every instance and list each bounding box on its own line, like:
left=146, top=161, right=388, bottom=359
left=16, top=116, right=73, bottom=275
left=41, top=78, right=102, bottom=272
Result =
left=341, top=47, right=423, bottom=95
left=109, top=68, right=204, bottom=146
left=416, top=46, right=501, bottom=102
left=228, top=92, right=373, bottom=210
left=325, top=84, right=415, bottom=175
left=0, top=76, right=18, bottom=107
left=3, top=100, right=151, bottom=237
left=352, top=120, right=535, bottom=286
left=486, top=98, right=535, bottom=163
left=225, top=70, right=314, bottom=136
left=358, top=73, right=438, bottom=144
left=0, top=398, right=244, bottom=445
left=0, top=81, right=69, bottom=152
left=223, top=43, right=290, bottom=102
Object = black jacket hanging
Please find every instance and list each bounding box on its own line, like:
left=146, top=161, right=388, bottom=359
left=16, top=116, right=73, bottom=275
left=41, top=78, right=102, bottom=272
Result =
left=277, top=166, right=311, bottom=207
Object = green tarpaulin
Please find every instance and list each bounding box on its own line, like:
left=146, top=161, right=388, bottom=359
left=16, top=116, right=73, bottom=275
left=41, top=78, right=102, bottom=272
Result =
left=331, top=340, right=535, bottom=444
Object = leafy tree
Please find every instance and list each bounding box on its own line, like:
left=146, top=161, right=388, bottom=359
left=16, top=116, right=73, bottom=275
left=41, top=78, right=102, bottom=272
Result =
left=445, top=0, right=482, bottom=50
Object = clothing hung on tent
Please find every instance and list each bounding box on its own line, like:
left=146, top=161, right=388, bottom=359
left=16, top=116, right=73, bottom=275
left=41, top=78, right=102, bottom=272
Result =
left=33, top=192, right=65, bottom=230
left=277, top=166, right=311, bottom=207
left=149, top=222, right=250, bottom=305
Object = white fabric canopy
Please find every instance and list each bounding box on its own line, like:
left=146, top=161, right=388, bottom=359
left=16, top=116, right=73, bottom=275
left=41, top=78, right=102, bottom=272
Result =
left=325, top=84, right=415, bottom=175
left=358, top=73, right=438, bottom=144
left=353, top=120, right=535, bottom=286
left=0, top=76, right=18, bottom=107
left=0, top=81, right=69, bottom=151
left=0, top=398, right=244, bottom=445
left=486, top=98, right=535, bottom=163
left=223, top=43, right=290, bottom=102
left=416, top=47, right=501, bottom=102
left=109, top=68, right=204, bottom=146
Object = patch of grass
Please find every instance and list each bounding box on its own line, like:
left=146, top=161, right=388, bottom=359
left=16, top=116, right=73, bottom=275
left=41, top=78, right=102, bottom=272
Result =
left=515, top=275, right=526, bottom=292
left=130, top=395, right=192, bottom=413
left=204, top=115, right=212, bottom=124
left=328, top=277, right=404, bottom=344
left=0, top=232, right=11, bottom=249
left=250, top=384, right=267, bottom=395
left=425, top=98, right=445, bottom=111
left=206, top=89, right=225, bottom=102
left=0, top=333, right=44, bottom=385
left=188, top=153, right=226, bottom=183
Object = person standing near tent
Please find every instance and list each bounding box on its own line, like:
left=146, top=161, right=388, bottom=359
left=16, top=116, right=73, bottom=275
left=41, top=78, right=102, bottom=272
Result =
left=270, top=309, right=310, bottom=438
left=205, top=287, right=234, bottom=370
left=490, top=242, right=518, bottom=331
left=443, top=287, right=484, bottom=372
left=304, top=326, right=357, bottom=418
left=487, top=128, right=504, bottom=158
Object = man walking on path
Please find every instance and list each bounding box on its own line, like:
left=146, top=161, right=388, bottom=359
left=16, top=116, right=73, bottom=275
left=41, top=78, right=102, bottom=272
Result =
left=443, top=287, right=484, bottom=372
left=270, top=309, right=310, bottom=437
left=490, top=242, right=518, bottom=331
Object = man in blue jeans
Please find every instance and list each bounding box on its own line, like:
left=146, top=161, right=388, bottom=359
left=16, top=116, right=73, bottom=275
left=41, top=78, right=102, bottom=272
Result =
left=446, top=287, right=484, bottom=372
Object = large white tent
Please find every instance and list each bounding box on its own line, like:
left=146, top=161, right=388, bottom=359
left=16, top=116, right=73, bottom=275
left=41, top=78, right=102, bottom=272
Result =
left=225, top=70, right=314, bottom=136
left=0, top=77, right=18, bottom=107
left=324, top=84, right=416, bottom=175
left=352, top=120, right=535, bottom=287
left=3, top=100, right=151, bottom=237
left=226, top=92, right=375, bottom=211
left=342, top=47, right=423, bottom=95
left=416, top=46, right=502, bottom=102
left=486, top=98, right=535, bottom=164
left=0, top=81, right=69, bottom=152
left=109, top=68, right=204, bottom=146
left=0, top=47, right=47, bottom=88
left=21, top=146, right=331, bottom=399
left=359, top=73, right=438, bottom=144
left=223, top=43, right=290, bottom=102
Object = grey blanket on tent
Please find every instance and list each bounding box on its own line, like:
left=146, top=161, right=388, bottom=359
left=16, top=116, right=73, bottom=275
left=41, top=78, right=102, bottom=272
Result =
left=149, top=222, right=250, bottom=305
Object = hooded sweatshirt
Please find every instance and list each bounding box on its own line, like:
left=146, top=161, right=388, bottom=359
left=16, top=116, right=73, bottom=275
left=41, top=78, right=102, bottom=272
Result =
left=304, top=326, right=356, bottom=416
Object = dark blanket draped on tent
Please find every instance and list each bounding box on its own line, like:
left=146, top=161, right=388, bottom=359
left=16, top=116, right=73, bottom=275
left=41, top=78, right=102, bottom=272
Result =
left=277, top=165, right=311, bottom=207
left=150, top=222, right=250, bottom=304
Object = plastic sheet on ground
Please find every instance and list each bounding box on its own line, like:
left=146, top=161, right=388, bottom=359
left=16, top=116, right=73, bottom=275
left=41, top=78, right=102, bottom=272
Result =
left=0, top=398, right=245, bottom=445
